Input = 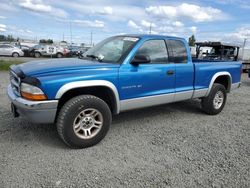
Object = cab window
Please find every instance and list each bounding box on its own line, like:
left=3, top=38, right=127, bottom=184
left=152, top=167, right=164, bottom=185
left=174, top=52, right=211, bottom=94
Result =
left=167, top=40, right=188, bottom=63
left=135, top=40, right=169, bottom=64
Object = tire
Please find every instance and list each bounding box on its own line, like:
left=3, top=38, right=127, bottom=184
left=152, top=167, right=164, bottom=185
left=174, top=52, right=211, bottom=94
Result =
left=29, top=52, right=34, bottom=57
left=57, top=95, right=112, bottom=148
left=12, top=52, right=19, bottom=57
left=57, top=53, right=63, bottom=58
left=34, top=52, right=41, bottom=58
left=201, top=83, right=227, bottom=115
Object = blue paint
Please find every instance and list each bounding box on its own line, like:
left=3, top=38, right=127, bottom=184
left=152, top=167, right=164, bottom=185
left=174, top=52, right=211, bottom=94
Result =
left=16, top=35, right=242, bottom=100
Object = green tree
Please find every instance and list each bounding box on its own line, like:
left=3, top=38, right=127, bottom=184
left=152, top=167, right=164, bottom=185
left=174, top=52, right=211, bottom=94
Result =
left=188, top=35, right=196, bottom=46
left=47, top=39, right=53, bottom=44
left=7, top=35, right=14, bottom=42
left=0, top=35, right=6, bottom=41
left=39, top=39, right=53, bottom=44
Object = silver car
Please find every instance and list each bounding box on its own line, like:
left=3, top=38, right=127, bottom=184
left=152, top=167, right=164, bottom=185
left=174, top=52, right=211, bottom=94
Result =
left=0, top=44, right=24, bottom=57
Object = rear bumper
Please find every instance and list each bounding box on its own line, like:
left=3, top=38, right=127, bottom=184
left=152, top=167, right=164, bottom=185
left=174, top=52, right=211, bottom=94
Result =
left=20, top=51, right=24, bottom=56
left=7, top=85, right=58, bottom=124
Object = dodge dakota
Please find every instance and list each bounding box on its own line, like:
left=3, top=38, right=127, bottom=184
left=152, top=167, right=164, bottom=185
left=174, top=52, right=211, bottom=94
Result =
left=7, top=35, right=242, bottom=148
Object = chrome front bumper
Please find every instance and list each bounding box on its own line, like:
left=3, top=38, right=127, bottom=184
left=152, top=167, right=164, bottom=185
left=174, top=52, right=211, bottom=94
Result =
left=7, top=85, right=58, bottom=124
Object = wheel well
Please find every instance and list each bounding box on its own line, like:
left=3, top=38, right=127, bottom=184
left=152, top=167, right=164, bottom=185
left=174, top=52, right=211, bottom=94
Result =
left=12, top=52, right=19, bottom=56
left=57, top=86, right=117, bottom=116
left=214, top=75, right=231, bottom=92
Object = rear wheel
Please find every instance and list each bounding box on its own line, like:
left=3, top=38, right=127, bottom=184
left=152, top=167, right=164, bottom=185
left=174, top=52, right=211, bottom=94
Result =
left=57, top=95, right=112, bottom=148
left=201, top=83, right=227, bottom=115
left=57, top=53, right=63, bottom=58
left=34, top=52, right=41, bottom=58
left=12, top=52, right=19, bottom=57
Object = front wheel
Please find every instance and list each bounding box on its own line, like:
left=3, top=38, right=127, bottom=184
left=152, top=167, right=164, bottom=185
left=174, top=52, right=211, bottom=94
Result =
left=12, top=52, right=19, bottom=57
left=56, top=95, right=112, bottom=148
left=201, top=83, right=227, bottom=115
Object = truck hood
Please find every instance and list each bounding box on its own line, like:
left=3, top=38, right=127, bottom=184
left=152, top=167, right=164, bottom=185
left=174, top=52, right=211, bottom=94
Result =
left=18, top=58, right=120, bottom=76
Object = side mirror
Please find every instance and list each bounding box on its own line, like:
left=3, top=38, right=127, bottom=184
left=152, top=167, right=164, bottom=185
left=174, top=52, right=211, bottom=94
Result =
left=131, top=55, right=151, bottom=65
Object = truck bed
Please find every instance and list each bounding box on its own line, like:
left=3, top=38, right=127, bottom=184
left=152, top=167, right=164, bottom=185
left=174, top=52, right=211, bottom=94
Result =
left=193, top=60, right=242, bottom=91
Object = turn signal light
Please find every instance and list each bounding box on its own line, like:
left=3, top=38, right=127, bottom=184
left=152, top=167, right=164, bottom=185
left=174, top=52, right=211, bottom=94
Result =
left=21, top=91, right=47, bottom=101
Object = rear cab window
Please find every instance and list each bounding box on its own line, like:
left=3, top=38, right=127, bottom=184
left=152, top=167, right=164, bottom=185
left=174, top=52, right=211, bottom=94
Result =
left=166, top=40, right=188, bottom=64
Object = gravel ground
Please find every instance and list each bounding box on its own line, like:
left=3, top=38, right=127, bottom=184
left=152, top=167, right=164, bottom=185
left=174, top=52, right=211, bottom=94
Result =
left=0, top=71, right=249, bottom=188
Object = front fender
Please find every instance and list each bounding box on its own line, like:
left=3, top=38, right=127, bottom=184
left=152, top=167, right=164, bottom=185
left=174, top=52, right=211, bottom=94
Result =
left=55, top=80, right=120, bottom=114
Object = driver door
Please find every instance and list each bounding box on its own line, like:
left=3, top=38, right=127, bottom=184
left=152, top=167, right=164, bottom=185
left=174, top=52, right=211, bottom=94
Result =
left=119, top=39, right=176, bottom=111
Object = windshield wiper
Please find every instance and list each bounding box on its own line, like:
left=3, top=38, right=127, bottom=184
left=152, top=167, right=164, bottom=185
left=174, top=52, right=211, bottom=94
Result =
left=86, top=54, right=103, bottom=62
left=86, top=54, right=98, bottom=58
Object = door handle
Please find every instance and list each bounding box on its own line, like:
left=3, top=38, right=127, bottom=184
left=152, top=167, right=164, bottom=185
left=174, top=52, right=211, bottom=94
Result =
left=167, top=70, right=174, bottom=75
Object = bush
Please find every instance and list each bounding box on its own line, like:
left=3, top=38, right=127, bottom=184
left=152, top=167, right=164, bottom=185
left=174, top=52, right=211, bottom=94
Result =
left=0, top=60, right=24, bottom=71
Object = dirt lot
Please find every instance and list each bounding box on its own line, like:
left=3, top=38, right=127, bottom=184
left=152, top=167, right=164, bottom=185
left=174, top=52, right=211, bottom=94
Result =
left=0, top=71, right=249, bottom=188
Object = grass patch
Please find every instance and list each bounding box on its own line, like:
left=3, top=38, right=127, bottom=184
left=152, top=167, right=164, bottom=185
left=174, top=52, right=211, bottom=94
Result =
left=0, top=59, right=24, bottom=71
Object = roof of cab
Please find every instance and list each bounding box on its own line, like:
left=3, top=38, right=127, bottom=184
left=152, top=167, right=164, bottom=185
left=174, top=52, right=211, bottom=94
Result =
left=116, top=34, right=185, bottom=41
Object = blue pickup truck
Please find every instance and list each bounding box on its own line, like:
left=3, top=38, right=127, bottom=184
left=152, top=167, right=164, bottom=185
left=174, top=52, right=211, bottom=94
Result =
left=8, top=35, right=242, bottom=148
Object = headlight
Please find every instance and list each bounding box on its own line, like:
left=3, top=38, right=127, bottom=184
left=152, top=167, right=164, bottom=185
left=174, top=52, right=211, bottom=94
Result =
left=21, top=83, right=47, bottom=101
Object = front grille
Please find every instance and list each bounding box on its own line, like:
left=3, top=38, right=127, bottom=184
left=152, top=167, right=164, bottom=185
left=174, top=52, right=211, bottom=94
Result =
left=9, top=70, right=21, bottom=96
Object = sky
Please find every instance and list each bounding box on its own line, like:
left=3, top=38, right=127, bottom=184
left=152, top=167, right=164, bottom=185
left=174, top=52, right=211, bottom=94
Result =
left=0, top=0, right=250, bottom=46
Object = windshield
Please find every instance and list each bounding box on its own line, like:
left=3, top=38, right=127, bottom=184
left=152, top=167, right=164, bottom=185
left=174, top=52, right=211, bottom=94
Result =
left=82, top=36, right=139, bottom=63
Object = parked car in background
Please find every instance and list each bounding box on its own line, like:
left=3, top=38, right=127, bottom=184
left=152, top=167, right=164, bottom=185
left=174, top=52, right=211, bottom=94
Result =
left=0, top=44, right=24, bottom=57
left=79, top=46, right=91, bottom=55
left=20, top=45, right=32, bottom=57
left=63, top=47, right=70, bottom=57
left=68, top=46, right=92, bottom=57
left=68, top=46, right=81, bottom=57
left=30, top=44, right=70, bottom=58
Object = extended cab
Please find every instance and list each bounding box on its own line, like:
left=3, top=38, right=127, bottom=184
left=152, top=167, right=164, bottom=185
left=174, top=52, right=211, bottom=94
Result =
left=7, top=35, right=242, bottom=148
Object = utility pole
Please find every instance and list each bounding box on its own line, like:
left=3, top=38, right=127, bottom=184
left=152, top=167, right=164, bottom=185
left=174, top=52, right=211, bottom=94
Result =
left=63, top=33, right=64, bottom=41
left=242, top=38, right=247, bottom=60
left=90, top=31, right=93, bottom=46
left=70, top=20, right=72, bottom=45
left=149, top=23, right=152, bottom=34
